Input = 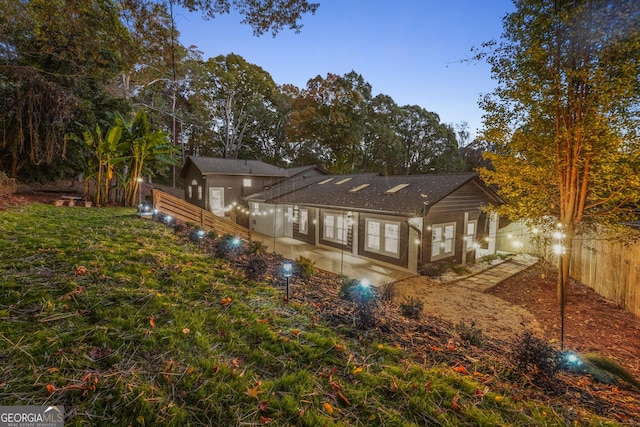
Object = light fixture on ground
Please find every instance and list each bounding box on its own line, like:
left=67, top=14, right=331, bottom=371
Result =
left=283, top=260, right=293, bottom=299
left=197, top=229, right=205, bottom=249
left=136, top=177, right=144, bottom=208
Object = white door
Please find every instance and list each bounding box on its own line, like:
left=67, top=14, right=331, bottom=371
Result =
left=209, top=187, right=224, bottom=216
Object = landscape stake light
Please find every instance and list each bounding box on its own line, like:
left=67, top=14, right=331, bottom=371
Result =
left=283, top=260, right=293, bottom=299
left=232, top=237, right=241, bottom=246
left=197, top=229, right=205, bottom=248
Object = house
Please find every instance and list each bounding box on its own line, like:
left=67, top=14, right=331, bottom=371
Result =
left=179, top=156, right=328, bottom=225
left=246, top=172, right=504, bottom=273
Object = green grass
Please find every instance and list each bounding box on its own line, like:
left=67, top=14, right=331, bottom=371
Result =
left=0, top=204, right=627, bottom=426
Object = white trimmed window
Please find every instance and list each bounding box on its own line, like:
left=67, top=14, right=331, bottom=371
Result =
left=243, top=178, right=252, bottom=187
left=431, top=222, right=455, bottom=260
left=188, top=179, right=197, bottom=199
left=365, top=219, right=400, bottom=258
left=323, top=212, right=350, bottom=244
left=465, top=220, right=477, bottom=251
left=197, top=185, right=203, bottom=200
left=299, top=209, right=309, bottom=234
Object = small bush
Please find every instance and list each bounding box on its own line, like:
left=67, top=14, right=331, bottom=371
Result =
left=188, top=229, right=207, bottom=244
left=245, top=254, right=269, bottom=281
left=249, top=240, right=267, bottom=255
left=212, top=234, right=244, bottom=260
left=295, top=256, right=315, bottom=278
left=455, top=321, right=484, bottom=347
left=399, top=296, right=424, bottom=319
left=338, top=276, right=361, bottom=301
left=0, top=172, right=16, bottom=196
left=378, top=281, right=396, bottom=301
left=510, top=330, right=563, bottom=392
left=419, top=263, right=445, bottom=278
left=337, top=276, right=378, bottom=329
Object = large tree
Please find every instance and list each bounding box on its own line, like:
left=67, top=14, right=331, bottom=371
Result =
left=287, top=71, right=372, bottom=173
left=479, top=0, right=640, bottom=307
left=0, top=0, right=131, bottom=178
left=188, top=53, right=277, bottom=159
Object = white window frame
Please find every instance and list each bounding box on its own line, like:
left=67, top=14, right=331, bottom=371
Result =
left=299, top=209, right=309, bottom=235
left=197, top=185, right=203, bottom=200
left=465, top=220, right=477, bottom=251
left=323, top=212, right=351, bottom=245
left=243, top=178, right=252, bottom=188
left=431, top=222, right=456, bottom=261
left=365, top=218, right=401, bottom=258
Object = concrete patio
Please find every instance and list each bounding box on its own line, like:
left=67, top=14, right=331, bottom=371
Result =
left=251, top=232, right=415, bottom=285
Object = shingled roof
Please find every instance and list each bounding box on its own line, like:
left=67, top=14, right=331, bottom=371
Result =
left=251, top=172, right=499, bottom=216
left=182, top=156, right=289, bottom=177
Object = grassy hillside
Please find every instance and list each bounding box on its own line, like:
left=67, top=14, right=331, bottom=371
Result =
left=0, top=204, right=634, bottom=426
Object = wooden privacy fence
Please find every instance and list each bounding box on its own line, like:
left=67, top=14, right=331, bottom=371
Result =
left=497, top=221, right=640, bottom=317
left=152, top=189, right=249, bottom=241
left=570, top=235, right=639, bottom=317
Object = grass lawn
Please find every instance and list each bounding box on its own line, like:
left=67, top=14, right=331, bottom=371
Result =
left=0, top=204, right=631, bottom=426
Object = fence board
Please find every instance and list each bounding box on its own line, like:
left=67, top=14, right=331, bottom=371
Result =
left=152, top=189, right=249, bottom=240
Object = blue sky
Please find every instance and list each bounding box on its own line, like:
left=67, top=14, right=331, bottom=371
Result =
left=175, top=1, right=516, bottom=140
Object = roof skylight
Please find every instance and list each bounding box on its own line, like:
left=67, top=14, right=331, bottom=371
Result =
left=335, top=178, right=352, bottom=185
left=385, top=183, right=410, bottom=194
left=348, top=184, right=370, bottom=193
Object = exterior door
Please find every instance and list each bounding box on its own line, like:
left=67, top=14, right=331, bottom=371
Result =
left=209, top=187, right=224, bottom=216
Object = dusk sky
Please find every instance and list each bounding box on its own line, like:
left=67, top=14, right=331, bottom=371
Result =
left=175, top=1, right=516, bottom=140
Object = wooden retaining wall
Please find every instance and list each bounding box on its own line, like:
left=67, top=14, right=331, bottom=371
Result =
left=152, top=189, right=249, bottom=241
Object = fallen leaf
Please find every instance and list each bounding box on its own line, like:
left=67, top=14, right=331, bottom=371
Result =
left=46, top=384, right=56, bottom=394
left=452, top=394, right=460, bottom=410
left=260, top=416, right=272, bottom=424
left=258, top=401, right=269, bottom=412
left=245, top=385, right=261, bottom=400
left=149, top=317, right=156, bottom=328
left=337, top=391, right=351, bottom=406
left=75, top=266, right=87, bottom=275
left=323, top=402, right=334, bottom=414
left=352, top=366, right=363, bottom=375
left=182, top=328, right=190, bottom=334
left=231, top=357, right=241, bottom=368
left=452, top=365, right=469, bottom=375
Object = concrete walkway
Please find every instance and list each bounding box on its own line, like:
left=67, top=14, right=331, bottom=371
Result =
left=453, top=256, right=539, bottom=292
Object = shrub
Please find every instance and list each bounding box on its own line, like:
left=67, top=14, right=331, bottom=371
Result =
left=419, top=263, right=445, bottom=278
left=510, top=330, right=564, bottom=392
left=0, top=172, right=16, bottom=196
left=338, top=276, right=378, bottom=329
left=212, top=234, right=244, bottom=260
left=378, top=281, right=396, bottom=302
left=249, top=240, right=267, bottom=255
left=188, top=229, right=207, bottom=244
left=338, top=276, right=361, bottom=301
left=455, top=321, right=484, bottom=347
left=245, top=254, right=269, bottom=281
left=399, top=296, right=424, bottom=319
left=295, top=256, right=315, bottom=278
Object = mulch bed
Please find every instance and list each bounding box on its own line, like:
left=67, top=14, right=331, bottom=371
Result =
left=489, top=265, right=640, bottom=377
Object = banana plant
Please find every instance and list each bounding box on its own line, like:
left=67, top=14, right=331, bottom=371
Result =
left=116, top=111, right=176, bottom=207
